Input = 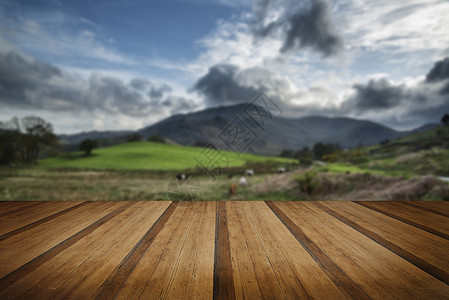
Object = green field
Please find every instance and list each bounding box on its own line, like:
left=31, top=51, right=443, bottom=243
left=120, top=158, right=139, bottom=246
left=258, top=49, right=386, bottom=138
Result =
left=39, top=141, right=296, bottom=171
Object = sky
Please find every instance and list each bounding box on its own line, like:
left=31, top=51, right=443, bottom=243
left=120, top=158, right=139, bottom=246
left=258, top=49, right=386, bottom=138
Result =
left=1, top=0, right=449, bottom=134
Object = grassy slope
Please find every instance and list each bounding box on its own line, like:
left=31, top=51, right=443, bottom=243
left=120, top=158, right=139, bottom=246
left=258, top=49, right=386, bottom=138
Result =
left=39, top=141, right=296, bottom=171
left=360, top=125, right=449, bottom=176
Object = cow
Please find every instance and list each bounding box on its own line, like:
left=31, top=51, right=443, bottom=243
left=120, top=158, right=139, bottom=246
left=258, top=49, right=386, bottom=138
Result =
left=229, top=183, right=237, bottom=197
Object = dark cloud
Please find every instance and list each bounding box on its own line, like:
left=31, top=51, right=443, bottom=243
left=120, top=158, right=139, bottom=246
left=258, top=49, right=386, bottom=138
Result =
left=149, top=84, right=172, bottom=101
left=252, top=0, right=343, bottom=57
left=425, top=57, right=449, bottom=95
left=347, top=78, right=407, bottom=111
left=426, top=57, right=449, bottom=82
left=192, top=64, right=258, bottom=106
left=0, top=51, right=196, bottom=116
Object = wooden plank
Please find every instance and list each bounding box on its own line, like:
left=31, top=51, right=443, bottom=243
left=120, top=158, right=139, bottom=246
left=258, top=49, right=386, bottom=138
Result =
left=267, top=201, right=370, bottom=300
left=317, top=201, right=449, bottom=291
left=290, top=202, right=449, bottom=299
left=186, top=202, right=216, bottom=299
left=367, top=201, right=449, bottom=235
left=0, top=202, right=46, bottom=217
left=94, top=201, right=178, bottom=300
left=112, top=201, right=190, bottom=299
left=165, top=201, right=215, bottom=300
left=10, top=201, right=169, bottom=300
left=245, top=201, right=344, bottom=299
left=356, top=201, right=449, bottom=240
left=0, top=201, right=150, bottom=299
left=213, top=201, right=235, bottom=300
left=227, top=201, right=263, bottom=300
left=229, top=201, right=284, bottom=299
left=0, top=201, right=120, bottom=280
left=405, top=201, right=449, bottom=218
left=137, top=202, right=197, bottom=299
left=406, top=201, right=449, bottom=216
left=0, top=202, right=89, bottom=241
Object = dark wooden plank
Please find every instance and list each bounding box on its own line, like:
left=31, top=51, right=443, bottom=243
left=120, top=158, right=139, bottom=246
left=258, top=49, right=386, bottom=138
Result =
left=213, top=201, right=235, bottom=300
left=266, top=201, right=370, bottom=300
left=94, top=201, right=178, bottom=300
left=0, top=202, right=90, bottom=242
left=316, top=202, right=449, bottom=285
left=404, top=201, right=449, bottom=218
left=0, top=202, right=46, bottom=218
left=356, top=201, right=449, bottom=240
left=0, top=201, right=135, bottom=291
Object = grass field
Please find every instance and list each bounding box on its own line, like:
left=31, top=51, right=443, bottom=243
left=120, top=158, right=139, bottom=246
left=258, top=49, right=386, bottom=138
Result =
left=40, top=141, right=296, bottom=171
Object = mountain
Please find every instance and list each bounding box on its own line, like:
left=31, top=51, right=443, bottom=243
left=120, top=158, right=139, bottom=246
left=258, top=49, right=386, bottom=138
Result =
left=59, top=130, right=132, bottom=144
left=59, top=104, right=440, bottom=155
left=137, top=103, right=439, bottom=155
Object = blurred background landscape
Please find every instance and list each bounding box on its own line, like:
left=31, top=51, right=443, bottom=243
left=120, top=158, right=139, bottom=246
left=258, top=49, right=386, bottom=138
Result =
left=1, top=0, right=449, bottom=202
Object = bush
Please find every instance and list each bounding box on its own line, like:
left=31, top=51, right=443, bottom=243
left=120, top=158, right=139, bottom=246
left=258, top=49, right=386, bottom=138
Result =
left=127, top=133, right=142, bottom=142
left=295, top=171, right=320, bottom=194
left=147, top=135, right=165, bottom=143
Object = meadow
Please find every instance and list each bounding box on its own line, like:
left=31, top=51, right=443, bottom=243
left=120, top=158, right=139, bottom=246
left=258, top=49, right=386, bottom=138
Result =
left=2, top=127, right=449, bottom=202
left=40, top=141, right=295, bottom=171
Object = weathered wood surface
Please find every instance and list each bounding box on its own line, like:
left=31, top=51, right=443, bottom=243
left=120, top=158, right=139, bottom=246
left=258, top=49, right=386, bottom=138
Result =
left=0, top=200, right=448, bottom=299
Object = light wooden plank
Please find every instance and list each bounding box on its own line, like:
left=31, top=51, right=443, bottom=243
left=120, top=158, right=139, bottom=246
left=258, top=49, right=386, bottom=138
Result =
left=309, top=201, right=449, bottom=298
left=322, top=201, right=449, bottom=277
left=164, top=202, right=215, bottom=300
left=0, top=202, right=120, bottom=279
left=114, top=201, right=193, bottom=299
left=246, top=201, right=344, bottom=299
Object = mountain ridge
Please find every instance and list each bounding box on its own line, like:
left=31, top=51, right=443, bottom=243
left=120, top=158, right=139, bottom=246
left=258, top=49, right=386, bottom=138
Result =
left=59, top=103, right=439, bottom=155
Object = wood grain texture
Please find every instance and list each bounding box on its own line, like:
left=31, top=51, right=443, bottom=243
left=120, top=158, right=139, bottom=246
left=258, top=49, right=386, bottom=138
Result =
left=94, top=201, right=178, bottom=300
left=0, top=202, right=89, bottom=242
left=406, top=201, right=449, bottom=216
left=267, top=201, right=370, bottom=300
left=317, top=201, right=449, bottom=289
left=213, top=201, right=235, bottom=300
left=356, top=201, right=449, bottom=240
left=0, top=202, right=131, bottom=291
left=0, top=200, right=449, bottom=300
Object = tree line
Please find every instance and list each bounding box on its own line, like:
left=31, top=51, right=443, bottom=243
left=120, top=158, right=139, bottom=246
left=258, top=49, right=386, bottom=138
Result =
left=280, top=142, right=341, bottom=164
left=0, top=116, right=57, bottom=165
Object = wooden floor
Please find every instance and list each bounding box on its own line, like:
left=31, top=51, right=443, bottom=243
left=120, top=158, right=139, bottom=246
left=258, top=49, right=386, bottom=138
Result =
left=0, top=201, right=448, bottom=299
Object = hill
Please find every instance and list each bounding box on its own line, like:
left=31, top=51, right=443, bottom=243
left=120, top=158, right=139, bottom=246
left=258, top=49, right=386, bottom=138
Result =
left=59, top=103, right=439, bottom=155
left=138, top=104, right=438, bottom=154
left=40, top=141, right=295, bottom=171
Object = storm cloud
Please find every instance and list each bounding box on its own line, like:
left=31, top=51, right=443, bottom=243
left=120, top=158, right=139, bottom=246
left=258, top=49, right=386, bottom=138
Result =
left=192, top=64, right=258, bottom=106
left=425, top=57, right=449, bottom=94
left=0, top=51, right=196, bottom=116
left=346, top=79, right=409, bottom=111
left=192, top=63, right=295, bottom=106
left=252, top=0, right=343, bottom=57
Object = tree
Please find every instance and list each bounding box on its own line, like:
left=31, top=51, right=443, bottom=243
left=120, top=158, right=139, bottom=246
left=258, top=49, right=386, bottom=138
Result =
left=147, top=134, right=165, bottom=143
left=79, top=139, right=98, bottom=156
left=126, top=133, right=142, bottom=142
left=280, top=149, right=293, bottom=158
left=294, top=147, right=313, bottom=165
left=20, top=116, right=58, bottom=163
left=0, top=116, right=57, bottom=164
left=441, top=113, right=449, bottom=126
left=313, top=143, right=326, bottom=159
left=313, top=142, right=341, bottom=160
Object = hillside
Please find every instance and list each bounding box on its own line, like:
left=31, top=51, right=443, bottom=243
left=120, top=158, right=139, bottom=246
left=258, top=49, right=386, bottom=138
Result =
left=58, top=104, right=439, bottom=156
left=40, top=141, right=295, bottom=171
left=138, top=104, right=422, bottom=154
